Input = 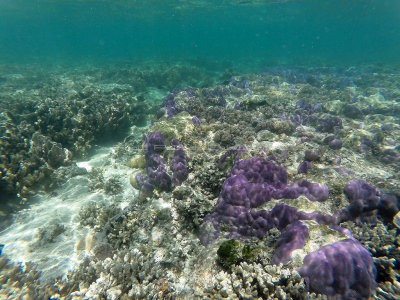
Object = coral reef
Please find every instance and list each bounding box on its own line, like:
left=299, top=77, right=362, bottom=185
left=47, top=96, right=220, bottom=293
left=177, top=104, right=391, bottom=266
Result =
left=1, top=64, right=400, bottom=299
left=0, top=61, right=225, bottom=201
left=133, top=131, right=189, bottom=197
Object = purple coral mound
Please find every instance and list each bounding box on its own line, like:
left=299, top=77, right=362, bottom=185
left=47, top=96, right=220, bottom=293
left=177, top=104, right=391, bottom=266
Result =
left=191, top=116, right=201, bottom=126
left=144, top=131, right=165, bottom=165
left=161, top=87, right=196, bottom=118
left=287, top=100, right=321, bottom=127
left=318, top=115, right=343, bottom=133
left=338, top=179, right=381, bottom=223
left=135, top=133, right=189, bottom=195
left=298, top=161, right=311, bottom=174
left=161, top=91, right=180, bottom=118
left=135, top=131, right=172, bottom=194
left=200, top=157, right=329, bottom=251
left=170, top=140, right=188, bottom=185
left=272, top=220, right=308, bottom=264
left=298, top=238, right=376, bottom=299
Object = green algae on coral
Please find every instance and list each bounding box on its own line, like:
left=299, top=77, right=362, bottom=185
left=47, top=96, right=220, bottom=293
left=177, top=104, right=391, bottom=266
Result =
left=217, top=239, right=240, bottom=268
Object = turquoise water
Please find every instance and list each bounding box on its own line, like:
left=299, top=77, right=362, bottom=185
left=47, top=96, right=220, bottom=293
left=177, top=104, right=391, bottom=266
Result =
left=0, top=0, right=399, bottom=67
left=1, top=1, right=400, bottom=298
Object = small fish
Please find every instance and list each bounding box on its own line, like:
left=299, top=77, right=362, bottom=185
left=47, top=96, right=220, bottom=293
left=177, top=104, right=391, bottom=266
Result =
left=0, top=244, right=4, bottom=255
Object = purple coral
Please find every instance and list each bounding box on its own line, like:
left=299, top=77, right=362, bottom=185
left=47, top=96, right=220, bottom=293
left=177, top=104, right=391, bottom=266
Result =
left=298, top=161, right=311, bottom=174
left=381, top=148, right=400, bottom=164
left=285, top=100, right=321, bottom=127
left=329, top=138, right=343, bottom=150
left=144, top=131, right=165, bottom=155
left=200, top=157, right=329, bottom=253
left=338, top=179, right=381, bottom=223
left=290, top=179, right=329, bottom=202
left=135, top=134, right=189, bottom=195
left=170, top=141, right=188, bottom=186
left=318, top=115, right=343, bottom=133
left=147, top=164, right=172, bottom=192
left=191, top=116, right=201, bottom=126
left=135, top=131, right=172, bottom=195
left=379, top=193, right=400, bottom=220
left=298, top=238, right=376, bottom=298
left=162, top=91, right=181, bottom=118
left=334, top=178, right=399, bottom=224
left=304, top=149, right=321, bottom=161
left=199, top=157, right=388, bottom=298
left=272, top=220, right=308, bottom=264
left=324, top=135, right=343, bottom=150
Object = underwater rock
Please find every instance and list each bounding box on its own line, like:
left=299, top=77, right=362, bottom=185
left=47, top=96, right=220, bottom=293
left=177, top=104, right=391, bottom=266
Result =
left=218, top=145, right=248, bottom=166
left=257, top=118, right=295, bottom=135
left=393, top=211, right=400, bottom=229
left=333, top=167, right=353, bottom=176
left=172, top=185, right=216, bottom=229
left=213, top=125, right=252, bottom=147
left=333, top=156, right=342, bottom=165
left=381, top=124, right=394, bottom=133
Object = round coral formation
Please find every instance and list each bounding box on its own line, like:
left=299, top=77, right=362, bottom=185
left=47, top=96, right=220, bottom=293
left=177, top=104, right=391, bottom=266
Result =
left=298, top=238, right=376, bottom=298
